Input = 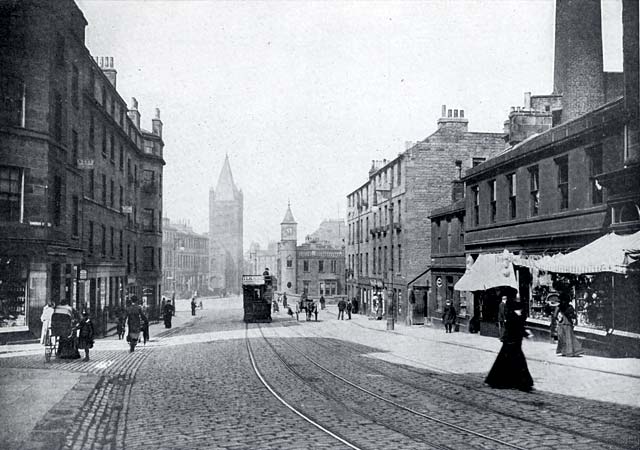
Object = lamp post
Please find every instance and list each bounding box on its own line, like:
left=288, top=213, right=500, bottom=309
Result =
left=376, top=187, right=394, bottom=330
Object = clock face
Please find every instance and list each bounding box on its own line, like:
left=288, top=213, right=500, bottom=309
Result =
left=286, top=227, right=293, bottom=236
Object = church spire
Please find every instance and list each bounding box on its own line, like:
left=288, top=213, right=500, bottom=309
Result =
left=214, top=154, right=239, bottom=201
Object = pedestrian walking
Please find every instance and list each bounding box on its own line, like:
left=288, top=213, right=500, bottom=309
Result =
left=40, top=299, right=55, bottom=345
left=163, top=299, right=175, bottom=328
left=497, top=295, right=508, bottom=339
left=191, top=297, right=197, bottom=316
left=319, top=295, right=325, bottom=310
left=407, top=289, right=415, bottom=326
left=141, top=315, right=149, bottom=345
left=77, top=311, right=95, bottom=361
left=346, top=300, right=352, bottom=320
left=485, top=300, right=533, bottom=392
left=283, top=292, right=288, bottom=308
left=555, top=295, right=584, bottom=357
left=337, top=298, right=346, bottom=320
left=117, top=307, right=126, bottom=340
left=352, top=297, right=358, bottom=314
left=126, top=296, right=147, bottom=353
left=442, top=300, right=457, bottom=333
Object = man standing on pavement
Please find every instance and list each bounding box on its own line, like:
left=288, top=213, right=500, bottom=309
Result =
left=337, top=298, right=346, bottom=320
left=163, top=298, right=175, bottom=328
left=346, top=299, right=352, bottom=320
left=126, top=296, right=147, bottom=353
left=191, top=297, right=197, bottom=316
left=319, top=295, right=325, bottom=310
left=498, top=295, right=508, bottom=339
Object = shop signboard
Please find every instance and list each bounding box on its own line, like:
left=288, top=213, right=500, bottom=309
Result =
left=77, top=159, right=94, bottom=169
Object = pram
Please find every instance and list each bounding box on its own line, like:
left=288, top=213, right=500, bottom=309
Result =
left=44, top=311, right=76, bottom=362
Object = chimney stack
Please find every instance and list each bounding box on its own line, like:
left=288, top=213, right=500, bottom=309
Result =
left=553, top=0, right=605, bottom=123
left=96, top=56, right=117, bottom=87
left=128, top=97, right=140, bottom=129
left=152, top=108, right=163, bottom=138
left=437, top=104, right=469, bottom=132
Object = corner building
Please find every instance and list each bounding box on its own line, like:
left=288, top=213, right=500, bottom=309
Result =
left=346, top=108, right=504, bottom=323
left=0, top=0, right=165, bottom=339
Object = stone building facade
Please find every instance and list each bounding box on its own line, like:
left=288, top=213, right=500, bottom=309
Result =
left=451, top=0, right=639, bottom=354
left=209, top=155, right=243, bottom=296
left=162, top=218, right=209, bottom=300
left=0, top=0, right=165, bottom=340
left=276, top=204, right=345, bottom=298
left=346, top=108, right=505, bottom=322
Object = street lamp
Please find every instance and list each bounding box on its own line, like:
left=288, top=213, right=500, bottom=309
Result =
left=376, top=187, right=394, bottom=331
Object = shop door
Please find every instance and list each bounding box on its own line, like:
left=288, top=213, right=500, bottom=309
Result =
left=413, top=287, right=427, bottom=325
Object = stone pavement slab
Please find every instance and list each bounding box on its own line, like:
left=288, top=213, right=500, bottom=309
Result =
left=0, top=368, right=83, bottom=450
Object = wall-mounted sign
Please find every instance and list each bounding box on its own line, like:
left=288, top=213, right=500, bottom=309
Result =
left=122, top=205, right=133, bottom=214
left=77, top=159, right=94, bottom=169
left=436, top=276, right=443, bottom=288
left=79, top=269, right=88, bottom=280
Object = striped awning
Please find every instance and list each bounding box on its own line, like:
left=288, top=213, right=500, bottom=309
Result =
left=535, top=231, right=640, bottom=275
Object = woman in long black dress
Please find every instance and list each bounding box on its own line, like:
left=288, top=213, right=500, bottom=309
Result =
left=485, top=301, right=533, bottom=392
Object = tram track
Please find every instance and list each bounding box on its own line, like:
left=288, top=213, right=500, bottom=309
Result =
left=245, top=323, right=361, bottom=450
left=253, top=323, right=528, bottom=450
left=302, top=322, right=640, bottom=432
left=273, top=320, right=639, bottom=450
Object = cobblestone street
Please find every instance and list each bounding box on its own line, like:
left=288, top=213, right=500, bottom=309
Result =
left=1, top=297, right=639, bottom=449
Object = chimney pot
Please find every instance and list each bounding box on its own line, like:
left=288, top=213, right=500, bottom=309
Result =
left=448, top=109, right=452, bottom=117
left=442, top=105, right=447, bottom=117
left=460, top=110, right=464, bottom=118
left=454, top=109, right=458, bottom=118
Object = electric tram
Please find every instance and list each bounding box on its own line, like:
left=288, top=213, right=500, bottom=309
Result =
left=242, top=273, right=273, bottom=322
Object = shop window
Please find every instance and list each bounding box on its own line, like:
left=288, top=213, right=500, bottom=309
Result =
left=0, top=75, right=26, bottom=127
left=303, top=260, right=309, bottom=272
left=0, top=166, right=23, bottom=223
left=507, top=173, right=516, bottom=219
left=0, top=256, right=28, bottom=329
left=588, top=146, right=603, bottom=205
left=556, top=156, right=569, bottom=210
left=529, top=165, right=539, bottom=216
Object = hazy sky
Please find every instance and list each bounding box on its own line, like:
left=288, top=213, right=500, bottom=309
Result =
left=76, top=0, right=622, bottom=249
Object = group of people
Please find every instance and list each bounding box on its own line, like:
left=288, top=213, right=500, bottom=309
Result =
left=337, top=298, right=355, bottom=320
left=40, top=299, right=95, bottom=361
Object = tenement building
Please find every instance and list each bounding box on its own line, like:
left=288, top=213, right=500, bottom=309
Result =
left=162, top=218, right=209, bottom=301
left=209, top=155, right=243, bottom=296
left=0, top=0, right=165, bottom=340
left=276, top=204, right=345, bottom=298
left=455, top=0, right=639, bottom=355
left=346, top=108, right=504, bottom=322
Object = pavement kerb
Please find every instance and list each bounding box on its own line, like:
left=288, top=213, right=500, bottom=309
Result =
left=324, top=304, right=640, bottom=379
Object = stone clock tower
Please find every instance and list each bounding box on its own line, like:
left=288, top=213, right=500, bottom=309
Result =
left=278, top=202, right=297, bottom=294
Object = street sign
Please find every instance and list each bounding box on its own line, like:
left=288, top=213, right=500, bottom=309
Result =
left=79, top=269, right=87, bottom=280
left=122, top=205, right=133, bottom=214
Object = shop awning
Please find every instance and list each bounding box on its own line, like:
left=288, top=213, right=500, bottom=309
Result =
left=454, top=253, right=518, bottom=291
left=535, top=231, right=640, bottom=275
